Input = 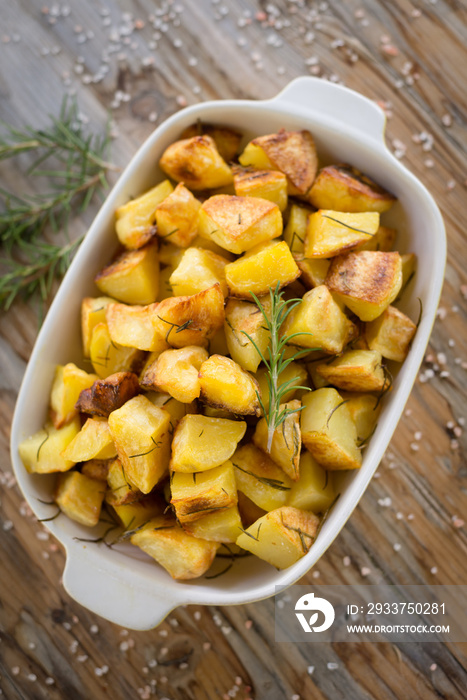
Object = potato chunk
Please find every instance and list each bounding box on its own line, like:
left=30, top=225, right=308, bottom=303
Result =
left=169, top=247, right=229, bottom=297
left=80, top=459, right=111, bottom=482
left=140, top=346, right=208, bottom=403
left=170, top=461, right=237, bottom=523
left=283, top=204, right=310, bottom=254
left=232, top=443, right=292, bottom=511
left=236, top=506, right=320, bottom=569
left=316, top=350, right=386, bottom=392
left=301, top=388, right=362, bottom=470
left=232, top=165, right=288, bottom=212
left=159, top=135, right=233, bottom=190
left=94, top=242, right=159, bottom=305
left=294, top=256, right=330, bottom=289
left=170, top=414, right=246, bottom=473
left=55, top=471, right=106, bottom=527
left=110, top=493, right=164, bottom=529
left=356, top=225, right=396, bottom=253
left=239, top=129, right=318, bottom=195
left=90, top=323, right=145, bottom=379
left=76, top=372, right=140, bottom=417
left=155, top=183, right=201, bottom=248
left=81, top=296, right=115, bottom=357
left=106, top=302, right=168, bottom=352
left=115, top=180, right=173, bottom=249
left=181, top=505, right=243, bottom=543
left=339, top=392, right=382, bottom=445
left=197, top=194, right=282, bottom=254
left=281, top=285, right=355, bottom=353
left=105, top=457, right=143, bottom=506
left=146, top=392, right=197, bottom=428
left=224, top=298, right=270, bottom=373
left=309, top=164, right=396, bottom=212
left=305, top=210, right=380, bottom=258
left=153, top=284, right=225, bottom=348
left=50, top=363, right=98, bottom=428
left=18, top=416, right=81, bottom=474
left=62, top=417, right=117, bottom=462
left=253, top=400, right=302, bottom=481
left=237, top=491, right=267, bottom=527
left=225, top=241, right=300, bottom=298
left=365, top=305, right=416, bottom=362
left=180, top=123, right=242, bottom=162
left=199, top=354, right=261, bottom=416
left=287, top=451, right=336, bottom=513
left=131, top=515, right=219, bottom=580
left=108, top=395, right=172, bottom=493
left=325, top=251, right=403, bottom=322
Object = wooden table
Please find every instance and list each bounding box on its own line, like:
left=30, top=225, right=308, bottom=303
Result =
left=1, top=1, right=466, bottom=698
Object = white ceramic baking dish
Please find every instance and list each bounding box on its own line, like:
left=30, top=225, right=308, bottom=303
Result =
left=10, top=77, right=446, bottom=630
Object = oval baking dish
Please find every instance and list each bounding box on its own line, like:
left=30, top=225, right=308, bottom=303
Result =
left=10, top=77, right=446, bottom=630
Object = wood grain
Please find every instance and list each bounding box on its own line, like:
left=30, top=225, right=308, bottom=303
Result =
left=0, top=1, right=466, bottom=699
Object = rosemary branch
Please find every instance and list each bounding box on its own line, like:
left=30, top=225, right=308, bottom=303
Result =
left=243, top=282, right=319, bottom=453
left=0, top=96, right=113, bottom=310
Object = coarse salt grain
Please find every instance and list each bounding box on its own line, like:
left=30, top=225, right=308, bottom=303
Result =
left=378, top=497, right=392, bottom=507
left=327, top=662, right=338, bottom=670
left=245, top=619, right=253, bottom=629
left=343, top=556, right=351, bottom=566
left=361, top=567, right=371, bottom=577
left=27, top=674, right=37, bottom=682
left=431, top=566, right=438, bottom=574
left=308, top=665, right=315, bottom=674
left=430, top=663, right=437, bottom=671
left=393, top=543, right=402, bottom=552
left=90, top=624, right=99, bottom=634
left=45, top=677, right=55, bottom=685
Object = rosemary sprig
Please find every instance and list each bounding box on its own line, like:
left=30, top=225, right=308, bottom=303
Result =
left=0, top=96, right=113, bottom=310
left=243, top=282, right=320, bottom=452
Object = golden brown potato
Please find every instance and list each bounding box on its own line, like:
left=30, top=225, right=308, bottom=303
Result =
left=365, top=305, right=417, bottom=362
left=140, top=346, right=208, bottom=403
left=286, top=451, right=336, bottom=513
left=283, top=203, right=311, bottom=254
left=131, top=515, right=219, bottom=580
left=106, top=302, right=168, bottom=352
left=55, top=471, right=106, bottom=527
left=18, top=417, right=81, bottom=475
left=105, top=457, right=144, bottom=507
left=232, top=443, right=293, bottom=512
left=155, top=183, right=201, bottom=248
left=115, top=180, right=173, bottom=249
left=50, top=363, right=98, bottom=428
left=339, top=392, right=382, bottom=445
left=315, top=350, right=386, bottom=392
left=169, top=247, right=229, bottom=297
left=110, top=493, right=164, bottom=528
left=159, top=135, right=233, bottom=190
left=301, top=388, right=362, bottom=471
left=170, top=461, right=237, bottom=523
left=181, top=505, right=243, bottom=543
left=232, top=164, right=288, bottom=212
left=325, top=251, right=403, bottom=322
left=62, top=417, right=117, bottom=462
left=225, top=240, right=300, bottom=298
left=170, top=414, right=246, bottom=473
left=239, top=129, right=318, bottom=195
left=198, top=354, right=262, bottom=416
left=294, top=256, right=330, bottom=289
left=179, top=123, right=242, bottom=162
left=80, top=459, right=111, bottom=482
left=254, top=362, right=308, bottom=412
left=81, top=296, right=115, bottom=358
left=236, top=491, right=267, bottom=528
left=281, top=285, right=356, bottom=354
left=94, top=242, right=159, bottom=305
left=236, top=506, right=320, bottom=569
left=356, top=225, right=397, bottom=253
left=89, top=323, right=145, bottom=379
left=198, top=194, right=282, bottom=254
left=308, top=164, right=396, bottom=212
left=224, top=297, right=271, bottom=373
left=304, top=210, right=380, bottom=258
left=76, top=372, right=140, bottom=417
left=153, top=283, right=225, bottom=348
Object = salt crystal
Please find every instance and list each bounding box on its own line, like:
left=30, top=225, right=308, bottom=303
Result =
left=361, top=567, right=371, bottom=577
left=430, top=663, right=437, bottom=671
left=90, top=624, right=99, bottom=634
left=27, top=674, right=37, bottom=682
left=327, top=662, right=338, bottom=670
left=430, top=566, right=438, bottom=574
left=393, top=543, right=402, bottom=552
left=414, top=431, right=422, bottom=441
left=378, top=497, right=392, bottom=507
left=45, top=677, right=55, bottom=685
left=343, top=556, right=351, bottom=566
left=307, top=665, right=315, bottom=674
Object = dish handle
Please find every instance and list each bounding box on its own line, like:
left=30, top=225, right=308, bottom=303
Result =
left=63, top=551, right=178, bottom=630
left=271, top=76, right=387, bottom=145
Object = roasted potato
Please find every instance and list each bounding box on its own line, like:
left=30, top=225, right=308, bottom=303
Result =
left=55, top=472, right=106, bottom=527
left=140, top=345, right=208, bottom=403
left=18, top=416, right=81, bottom=474
left=106, top=302, right=168, bottom=352
left=89, top=323, right=145, bottom=379
left=224, top=297, right=270, bottom=373
left=50, top=363, right=98, bottom=428
left=198, top=194, right=283, bottom=254
left=232, top=442, right=293, bottom=512
left=365, top=305, right=416, bottom=362
left=81, top=296, right=115, bottom=357
left=170, top=414, right=246, bottom=473
left=198, top=354, right=262, bottom=416
left=287, top=451, right=336, bottom=513
left=305, top=210, right=380, bottom=258
left=232, top=164, right=288, bottom=212
left=315, top=349, right=386, bottom=392
left=253, top=400, right=302, bottom=481
left=308, top=164, right=396, bottom=212
left=225, top=240, right=300, bottom=298
left=180, top=123, right=242, bottom=162
left=170, top=460, right=237, bottom=523
left=239, top=129, right=318, bottom=195
left=159, top=134, right=233, bottom=190
left=116, top=180, right=173, bottom=249
left=325, top=251, right=403, bottom=322
left=155, top=183, right=201, bottom=248
left=62, top=417, right=117, bottom=462
left=76, top=371, right=140, bottom=417
left=94, top=242, right=160, bottom=305
left=169, top=247, right=229, bottom=297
